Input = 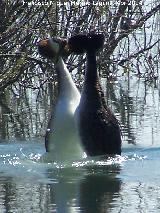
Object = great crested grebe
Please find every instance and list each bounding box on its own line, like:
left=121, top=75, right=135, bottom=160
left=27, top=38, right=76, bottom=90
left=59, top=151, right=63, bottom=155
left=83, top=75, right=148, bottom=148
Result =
left=37, top=38, right=86, bottom=162
left=37, top=33, right=121, bottom=161
left=67, top=33, right=122, bottom=156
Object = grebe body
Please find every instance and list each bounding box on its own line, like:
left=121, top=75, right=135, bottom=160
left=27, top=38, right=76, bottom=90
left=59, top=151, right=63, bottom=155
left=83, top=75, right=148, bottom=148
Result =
left=38, top=39, right=86, bottom=162
left=68, top=34, right=122, bottom=156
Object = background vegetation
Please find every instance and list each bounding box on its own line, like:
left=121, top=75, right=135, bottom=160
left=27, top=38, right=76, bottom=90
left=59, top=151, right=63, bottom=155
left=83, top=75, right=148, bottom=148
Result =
left=0, top=0, right=160, bottom=143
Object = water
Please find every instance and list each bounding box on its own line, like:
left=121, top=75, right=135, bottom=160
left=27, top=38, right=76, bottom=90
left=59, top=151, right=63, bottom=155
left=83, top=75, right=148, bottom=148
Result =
left=0, top=139, right=159, bottom=213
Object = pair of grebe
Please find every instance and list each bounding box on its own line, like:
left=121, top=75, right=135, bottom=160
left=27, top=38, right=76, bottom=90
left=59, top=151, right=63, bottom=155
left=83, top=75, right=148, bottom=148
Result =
left=37, top=33, right=121, bottom=162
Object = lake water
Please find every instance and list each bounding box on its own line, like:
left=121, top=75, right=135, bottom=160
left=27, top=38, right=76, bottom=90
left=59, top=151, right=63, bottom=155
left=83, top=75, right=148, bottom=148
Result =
left=0, top=142, right=159, bottom=212
left=0, top=76, right=160, bottom=213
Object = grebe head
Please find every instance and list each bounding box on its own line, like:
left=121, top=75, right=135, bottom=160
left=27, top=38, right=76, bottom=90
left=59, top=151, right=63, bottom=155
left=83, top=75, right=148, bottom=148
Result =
left=37, top=37, right=70, bottom=59
left=68, top=32, right=105, bottom=54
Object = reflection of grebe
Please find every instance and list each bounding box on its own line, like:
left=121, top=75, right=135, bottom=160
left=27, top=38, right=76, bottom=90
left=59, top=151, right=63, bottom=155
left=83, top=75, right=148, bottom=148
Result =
left=37, top=38, right=86, bottom=162
left=68, top=33, right=122, bottom=156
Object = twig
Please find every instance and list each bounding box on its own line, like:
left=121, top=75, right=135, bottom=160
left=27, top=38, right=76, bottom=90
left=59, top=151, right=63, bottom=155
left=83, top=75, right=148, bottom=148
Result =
left=118, top=39, right=160, bottom=65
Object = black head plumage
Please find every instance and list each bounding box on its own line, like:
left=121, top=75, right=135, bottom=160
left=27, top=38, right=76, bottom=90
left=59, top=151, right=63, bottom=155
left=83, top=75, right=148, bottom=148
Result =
left=68, top=33, right=105, bottom=54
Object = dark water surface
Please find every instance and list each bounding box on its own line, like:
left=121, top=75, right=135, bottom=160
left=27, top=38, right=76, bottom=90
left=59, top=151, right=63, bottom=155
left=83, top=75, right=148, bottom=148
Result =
left=0, top=76, right=160, bottom=213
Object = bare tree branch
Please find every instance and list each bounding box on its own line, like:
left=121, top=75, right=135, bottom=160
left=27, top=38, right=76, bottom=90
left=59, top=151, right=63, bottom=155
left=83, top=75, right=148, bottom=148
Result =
left=118, top=38, right=160, bottom=65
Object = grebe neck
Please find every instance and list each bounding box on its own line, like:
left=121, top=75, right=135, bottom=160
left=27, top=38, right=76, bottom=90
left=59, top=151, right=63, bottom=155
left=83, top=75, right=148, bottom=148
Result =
left=84, top=51, right=99, bottom=85
left=55, top=57, right=80, bottom=100
left=80, top=51, right=102, bottom=108
left=44, top=57, right=85, bottom=161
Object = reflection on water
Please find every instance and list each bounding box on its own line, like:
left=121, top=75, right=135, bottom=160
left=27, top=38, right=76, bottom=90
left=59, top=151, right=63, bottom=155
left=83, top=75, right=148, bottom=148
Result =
left=46, top=166, right=121, bottom=213
left=0, top=143, right=123, bottom=213
left=0, top=142, right=159, bottom=212
left=79, top=167, right=121, bottom=212
left=105, top=75, right=160, bottom=147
